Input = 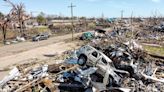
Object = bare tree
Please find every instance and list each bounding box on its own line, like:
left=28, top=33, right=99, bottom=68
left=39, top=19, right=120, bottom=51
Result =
left=4, top=0, right=29, bottom=36
left=0, top=15, right=10, bottom=44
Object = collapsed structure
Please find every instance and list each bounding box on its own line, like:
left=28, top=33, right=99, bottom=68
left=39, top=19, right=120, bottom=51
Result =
left=0, top=38, right=163, bottom=92
left=0, top=19, right=164, bottom=91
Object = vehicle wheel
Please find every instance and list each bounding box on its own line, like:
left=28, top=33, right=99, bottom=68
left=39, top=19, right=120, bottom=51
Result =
left=37, top=39, right=40, bottom=41
left=78, top=55, right=87, bottom=66
left=107, top=76, right=114, bottom=87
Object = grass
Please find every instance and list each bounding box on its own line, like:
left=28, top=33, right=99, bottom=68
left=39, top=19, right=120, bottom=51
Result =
left=143, top=45, right=164, bottom=56
left=31, top=26, right=49, bottom=33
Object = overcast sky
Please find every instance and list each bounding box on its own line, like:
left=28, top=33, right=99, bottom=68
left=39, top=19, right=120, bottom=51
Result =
left=0, top=0, right=164, bottom=18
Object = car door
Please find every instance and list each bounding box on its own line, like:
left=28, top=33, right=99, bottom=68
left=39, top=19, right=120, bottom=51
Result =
left=35, top=35, right=40, bottom=41
left=88, top=51, right=99, bottom=66
left=40, top=35, right=45, bottom=40
left=96, top=57, right=108, bottom=76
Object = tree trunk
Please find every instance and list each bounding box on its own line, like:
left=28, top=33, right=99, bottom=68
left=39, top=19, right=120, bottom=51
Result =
left=2, top=25, right=7, bottom=44
left=19, top=19, right=23, bottom=36
left=22, top=21, right=25, bottom=35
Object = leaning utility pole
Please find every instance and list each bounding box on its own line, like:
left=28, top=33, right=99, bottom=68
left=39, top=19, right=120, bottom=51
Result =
left=68, top=3, right=76, bottom=41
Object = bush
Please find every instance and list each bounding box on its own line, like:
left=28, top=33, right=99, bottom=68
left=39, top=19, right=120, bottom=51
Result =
left=88, top=23, right=96, bottom=30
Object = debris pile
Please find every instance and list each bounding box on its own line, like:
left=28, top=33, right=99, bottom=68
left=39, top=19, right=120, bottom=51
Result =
left=0, top=40, right=164, bottom=92
left=99, top=41, right=164, bottom=91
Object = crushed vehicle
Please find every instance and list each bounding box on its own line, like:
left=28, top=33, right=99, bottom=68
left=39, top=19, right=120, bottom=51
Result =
left=80, top=32, right=94, bottom=40
left=77, top=45, right=129, bottom=86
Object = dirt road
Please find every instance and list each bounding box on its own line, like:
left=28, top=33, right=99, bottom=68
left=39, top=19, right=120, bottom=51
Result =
left=0, top=32, right=82, bottom=69
left=0, top=33, right=82, bottom=58
left=0, top=32, right=84, bottom=80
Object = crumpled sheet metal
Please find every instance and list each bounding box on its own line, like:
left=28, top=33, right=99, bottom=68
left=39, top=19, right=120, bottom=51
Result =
left=0, top=67, right=20, bottom=88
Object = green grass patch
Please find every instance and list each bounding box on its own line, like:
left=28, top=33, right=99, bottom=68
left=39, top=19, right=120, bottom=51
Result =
left=31, top=26, right=49, bottom=33
left=143, top=45, right=164, bottom=56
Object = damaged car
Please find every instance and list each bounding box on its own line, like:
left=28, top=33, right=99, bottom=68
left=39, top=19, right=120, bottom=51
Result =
left=77, top=45, right=129, bottom=86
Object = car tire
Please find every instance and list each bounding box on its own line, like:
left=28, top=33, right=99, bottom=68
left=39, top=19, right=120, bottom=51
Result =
left=78, top=55, right=87, bottom=66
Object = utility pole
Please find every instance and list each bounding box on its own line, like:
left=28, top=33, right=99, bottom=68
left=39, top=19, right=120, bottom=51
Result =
left=121, top=10, right=124, bottom=19
left=68, top=3, right=76, bottom=41
left=131, top=11, right=134, bottom=39
left=102, top=12, right=104, bottom=26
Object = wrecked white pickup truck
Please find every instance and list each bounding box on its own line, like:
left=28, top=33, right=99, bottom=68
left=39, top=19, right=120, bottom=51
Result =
left=77, top=45, right=129, bottom=86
